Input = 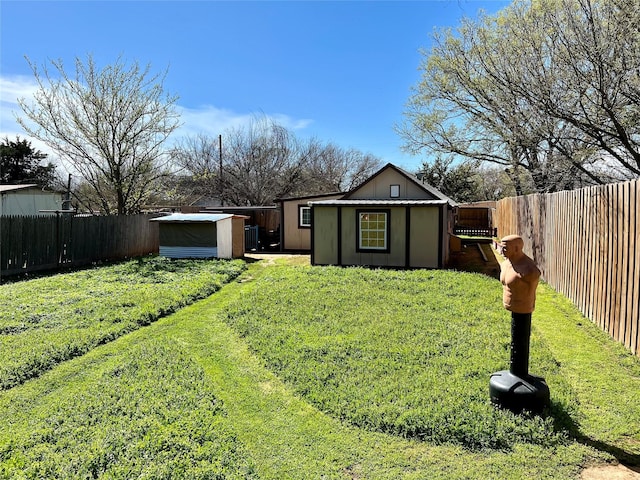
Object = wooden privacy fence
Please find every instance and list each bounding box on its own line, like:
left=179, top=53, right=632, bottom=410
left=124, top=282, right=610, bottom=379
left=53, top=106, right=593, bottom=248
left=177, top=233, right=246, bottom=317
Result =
left=495, top=179, right=639, bottom=356
left=1, top=214, right=160, bottom=278
left=454, top=207, right=497, bottom=238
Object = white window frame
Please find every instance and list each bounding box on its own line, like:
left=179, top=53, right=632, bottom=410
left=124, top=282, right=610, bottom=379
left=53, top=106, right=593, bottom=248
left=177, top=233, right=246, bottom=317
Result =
left=357, top=210, right=389, bottom=251
left=299, top=205, right=312, bottom=227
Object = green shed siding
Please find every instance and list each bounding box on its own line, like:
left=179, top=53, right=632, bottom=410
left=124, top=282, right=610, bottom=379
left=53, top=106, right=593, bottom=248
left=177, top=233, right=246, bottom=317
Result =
left=312, top=205, right=446, bottom=268
left=158, top=223, right=217, bottom=247
left=309, top=163, right=455, bottom=268
left=409, top=207, right=440, bottom=268
left=340, top=207, right=406, bottom=267
left=312, top=207, right=339, bottom=265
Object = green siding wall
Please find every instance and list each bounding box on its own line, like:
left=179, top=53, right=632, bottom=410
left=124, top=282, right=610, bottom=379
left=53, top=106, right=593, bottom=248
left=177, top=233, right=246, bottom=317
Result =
left=159, top=223, right=217, bottom=247
left=312, top=205, right=444, bottom=268
left=312, top=207, right=338, bottom=265
left=409, top=207, right=440, bottom=268
left=341, top=207, right=406, bottom=267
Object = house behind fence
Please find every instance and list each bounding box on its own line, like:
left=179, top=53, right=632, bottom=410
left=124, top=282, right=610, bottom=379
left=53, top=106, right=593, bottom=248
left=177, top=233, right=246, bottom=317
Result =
left=0, top=185, right=64, bottom=216
left=1, top=214, right=159, bottom=278
left=495, top=179, right=639, bottom=357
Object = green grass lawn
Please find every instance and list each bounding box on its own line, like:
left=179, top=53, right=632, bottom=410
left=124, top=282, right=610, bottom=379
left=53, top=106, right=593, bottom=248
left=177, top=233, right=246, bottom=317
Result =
left=0, top=257, right=245, bottom=390
left=223, top=266, right=569, bottom=450
left=1, top=255, right=638, bottom=479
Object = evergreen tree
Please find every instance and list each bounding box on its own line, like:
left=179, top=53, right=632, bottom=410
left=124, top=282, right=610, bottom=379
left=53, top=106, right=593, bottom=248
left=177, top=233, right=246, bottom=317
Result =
left=0, top=136, right=56, bottom=187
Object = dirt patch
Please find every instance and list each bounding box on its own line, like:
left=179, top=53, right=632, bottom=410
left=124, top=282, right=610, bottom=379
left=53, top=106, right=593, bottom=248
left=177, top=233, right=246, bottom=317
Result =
left=244, top=253, right=310, bottom=267
left=581, top=463, right=640, bottom=479
left=448, top=241, right=501, bottom=279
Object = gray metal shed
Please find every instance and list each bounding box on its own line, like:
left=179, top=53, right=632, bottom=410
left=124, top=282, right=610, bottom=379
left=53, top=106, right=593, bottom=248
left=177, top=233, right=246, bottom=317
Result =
left=150, top=213, right=246, bottom=259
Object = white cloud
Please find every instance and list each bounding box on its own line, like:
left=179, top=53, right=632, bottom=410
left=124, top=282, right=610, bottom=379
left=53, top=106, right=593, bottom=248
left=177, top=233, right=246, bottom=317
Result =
left=0, top=73, right=314, bottom=155
left=175, top=105, right=253, bottom=138
left=0, top=75, right=33, bottom=135
left=174, top=104, right=313, bottom=140
left=0, top=75, right=53, bottom=155
left=0, top=75, right=39, bottom=104
left=270, top=113, right=314, bottom=131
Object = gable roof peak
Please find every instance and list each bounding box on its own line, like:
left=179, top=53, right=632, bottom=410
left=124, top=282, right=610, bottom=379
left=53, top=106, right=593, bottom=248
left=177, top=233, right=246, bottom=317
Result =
left=344, top=162, right=457, bottom=205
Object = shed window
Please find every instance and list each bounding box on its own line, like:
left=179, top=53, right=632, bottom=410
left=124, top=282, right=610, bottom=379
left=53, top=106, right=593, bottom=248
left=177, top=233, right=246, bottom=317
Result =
left=358, top=211, right=388, bottom=251
left=299, top=205, right=311, bottom=227
left=390, top=184, right=400, bottom=198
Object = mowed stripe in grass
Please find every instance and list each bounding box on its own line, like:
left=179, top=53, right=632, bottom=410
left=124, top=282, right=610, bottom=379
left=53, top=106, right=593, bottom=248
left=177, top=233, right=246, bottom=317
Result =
left=0, top=331, right=257, bottom=479
left=160, top=262, right=606, bottom=479
left=221, top=266, right=577, bottom=450
left=2, top=259, right=632, bottom=478
left=0, top=263, right=598, bottom=480
left=0, top=257, right=245, bottom=390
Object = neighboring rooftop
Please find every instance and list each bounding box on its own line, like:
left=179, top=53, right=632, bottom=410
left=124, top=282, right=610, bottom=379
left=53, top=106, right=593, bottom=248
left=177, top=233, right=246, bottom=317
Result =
left=150, top=213, right=235, bottom=223
left=0, top=184, right=40, bottom=192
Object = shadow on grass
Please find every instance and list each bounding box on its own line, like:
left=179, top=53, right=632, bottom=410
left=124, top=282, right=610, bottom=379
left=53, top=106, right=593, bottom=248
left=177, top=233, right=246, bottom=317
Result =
left=547, top=400, right=640, bottom=467
left=576, top=437, right=640, bottom=468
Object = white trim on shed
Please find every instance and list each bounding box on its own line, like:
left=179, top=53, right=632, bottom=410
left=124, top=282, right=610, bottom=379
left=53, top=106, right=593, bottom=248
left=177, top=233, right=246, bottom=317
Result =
left=150, top=213, right=237, bottom=259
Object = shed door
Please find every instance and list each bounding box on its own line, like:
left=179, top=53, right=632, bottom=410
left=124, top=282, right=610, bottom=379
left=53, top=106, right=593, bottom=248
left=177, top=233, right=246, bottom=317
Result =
left=409, top=208, right=440, bottom=268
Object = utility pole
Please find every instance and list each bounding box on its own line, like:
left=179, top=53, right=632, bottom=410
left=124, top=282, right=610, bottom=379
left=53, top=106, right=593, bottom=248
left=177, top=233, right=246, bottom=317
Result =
left=218, top=134, right=223, bottom=206
left=62, top=174, right=72, bottom=210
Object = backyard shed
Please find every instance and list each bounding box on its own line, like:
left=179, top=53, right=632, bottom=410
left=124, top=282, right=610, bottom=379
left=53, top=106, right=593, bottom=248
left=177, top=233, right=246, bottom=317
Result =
left=276, top=192, right=344, bottom=252
left=0, top=184, right=64, bottom=216
left=150, top=213, right=247, bottom=259
left=309, top=163, right=457, bottom=269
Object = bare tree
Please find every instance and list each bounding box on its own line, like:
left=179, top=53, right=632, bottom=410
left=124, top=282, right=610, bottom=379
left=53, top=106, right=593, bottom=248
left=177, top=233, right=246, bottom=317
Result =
left=519, top=0, right=640, bottom=179
left=169, top=117, right=383, bottom=206
left=169, top=133, right=222, bottom=201
left=219, top=116, right=302, bottom=205
left=298, top=139, right=382, bottom=193
left=398, top=0, right=640, bottom=194
left=397, top=11, right=571, bottom=193
left=17, top=54, right=181, bottom=214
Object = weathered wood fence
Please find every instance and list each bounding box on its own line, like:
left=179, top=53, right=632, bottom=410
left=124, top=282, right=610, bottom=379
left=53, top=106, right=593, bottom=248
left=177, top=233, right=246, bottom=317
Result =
left=454, top=207, right=497, bottom=237
left=1, top=214, right=160, bottom=278
left=495, top=179, right=639, bottom=356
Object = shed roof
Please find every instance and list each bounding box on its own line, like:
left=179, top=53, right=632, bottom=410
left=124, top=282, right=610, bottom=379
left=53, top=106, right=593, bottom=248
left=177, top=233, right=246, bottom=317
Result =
left=309, top=199, right=449, bottom=207
left=150, top=213, right=234, bottom=223
left=0, top=184, right=40, bottom=193
left=275, top=192, right=345, bottom=202
left=0, top=184, right=65, bottom=195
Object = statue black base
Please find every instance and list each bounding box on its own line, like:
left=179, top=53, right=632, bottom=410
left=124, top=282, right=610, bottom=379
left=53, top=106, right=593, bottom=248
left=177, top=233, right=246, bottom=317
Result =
left=489, top=370, right=550, bottom=414
left=489, top=312, right=550, bottom=414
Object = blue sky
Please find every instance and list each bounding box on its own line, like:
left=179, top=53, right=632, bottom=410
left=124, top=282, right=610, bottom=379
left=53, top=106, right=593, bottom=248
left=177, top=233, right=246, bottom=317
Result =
left=1, top=0, right=510, bottom=173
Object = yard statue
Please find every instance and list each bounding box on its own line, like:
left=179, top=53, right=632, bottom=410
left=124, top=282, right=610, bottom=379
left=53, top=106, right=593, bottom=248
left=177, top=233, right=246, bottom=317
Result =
left=500, top=234, right=540, bottom=315
left=489, top=234, right=550, bottom=413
